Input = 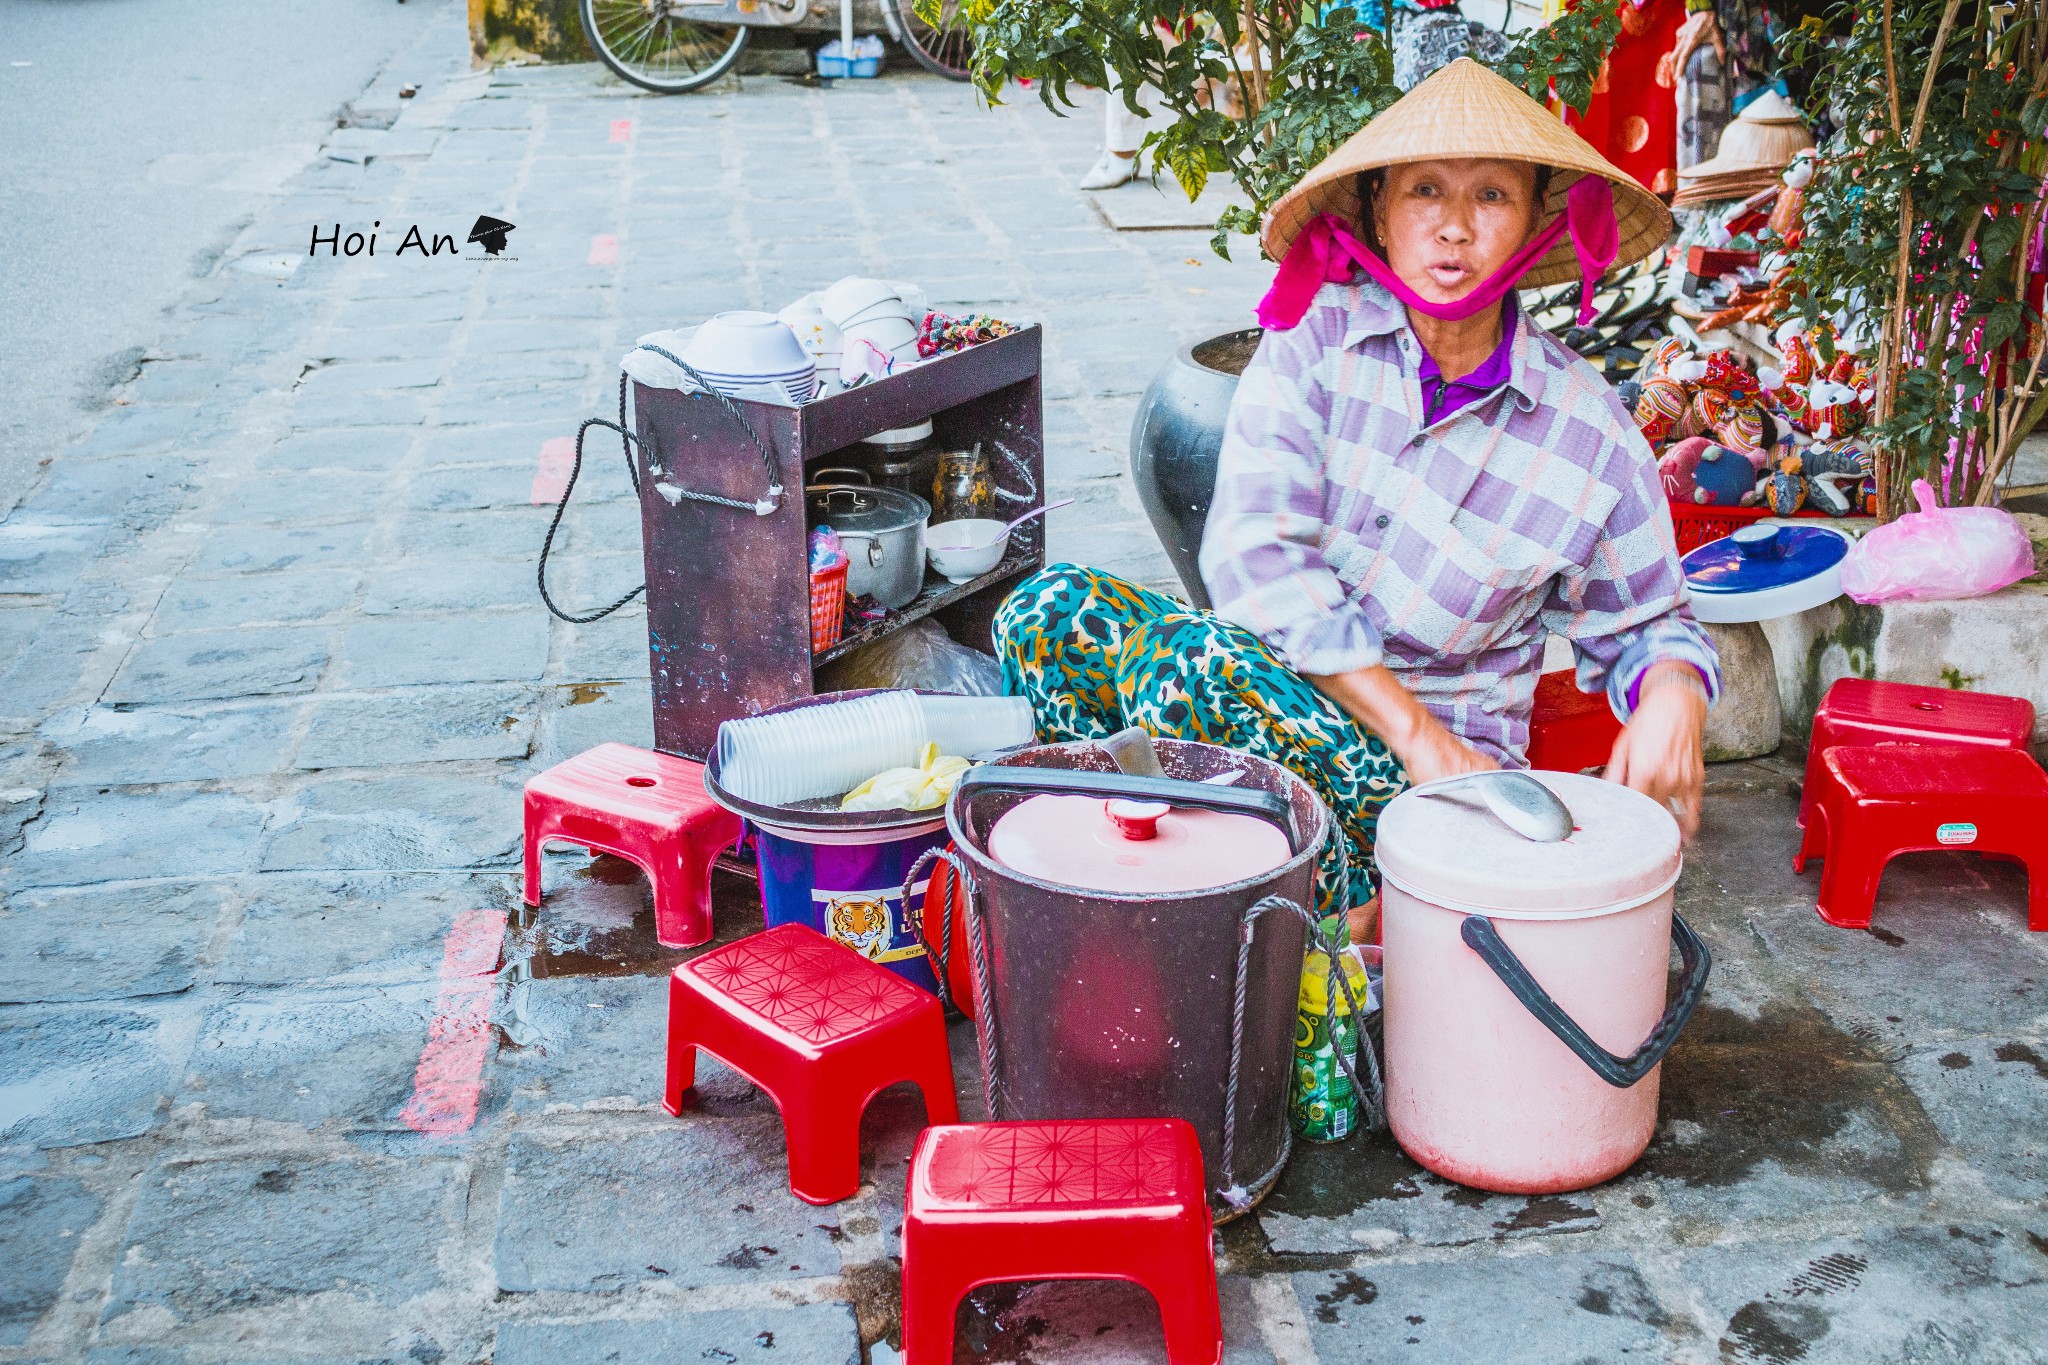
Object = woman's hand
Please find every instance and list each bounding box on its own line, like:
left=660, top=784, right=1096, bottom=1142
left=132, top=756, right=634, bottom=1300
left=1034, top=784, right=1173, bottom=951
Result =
left=1308, top=664, right=1497, bottom=786
left=1606, top=664, right=1708, bottom=838
left=1657, top=9, right=1725, bottom=87
left=1395, top=712, right=1501, bottom=786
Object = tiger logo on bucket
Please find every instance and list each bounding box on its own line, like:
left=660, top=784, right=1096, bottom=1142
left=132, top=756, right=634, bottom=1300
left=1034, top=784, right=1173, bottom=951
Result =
left=826, top=894, right=893, bottom=960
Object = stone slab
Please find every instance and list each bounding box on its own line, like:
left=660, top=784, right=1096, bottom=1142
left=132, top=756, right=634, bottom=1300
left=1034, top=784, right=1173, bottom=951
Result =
left=1675, top=1223, right=2048, bottom=1363
left=1259, top=1140, right=1602, bottom=1256
left=0, top=1007, right=185, bottom=1148
left=149, top=569, right=360, bottom=633
left=45, top=701, right=302, bottom=786
left=948, top=1276, right=1278, bottom=1364
left=191, top=523, right=375, bottom=574
left=0, top=521, right=108, bottom=596
left=492, top=1305, right=862, bottom=1365
left=0, top=1171, right=102, bottom=1345
left=333, top=613, right=550, bottom=688
left=1765, top=583, right=2048, bottom=749
left=358, top=556, right=536, bottom=615
left=1892, top=1040, right=2048, bottom=1202
left=258, top=772, right=522, bottom=872
left=256, top=427, right=418, bottom=473
left=16, top=789, right=266, bottom=887
left=177, top=984, right=438, bottom=1127
left=104, top=628, right=331, bottom=704
left=215, top=872, right=497, bottom=987
left=101, top=1154, right=468, bottom=1328
left=494, top=1126, right=840, bottom=1291
left=0, top=882, right=223, bottom=1003
left=295, top=684, right=538, bottom=769
left=1295, top=1251, right=1682, bottom=1360
left=539, top=679, right=654, bottom=764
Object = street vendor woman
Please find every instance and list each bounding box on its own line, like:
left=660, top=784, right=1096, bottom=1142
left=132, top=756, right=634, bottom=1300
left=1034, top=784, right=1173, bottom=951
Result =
left=993, top=59, right=1720, bottom=940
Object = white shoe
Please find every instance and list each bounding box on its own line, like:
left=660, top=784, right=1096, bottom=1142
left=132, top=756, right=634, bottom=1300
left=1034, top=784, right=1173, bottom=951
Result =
left=1079, top=150, right=1140, bottom=190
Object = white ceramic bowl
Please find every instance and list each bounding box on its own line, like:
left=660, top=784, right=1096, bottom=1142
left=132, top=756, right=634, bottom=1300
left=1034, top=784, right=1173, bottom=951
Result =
left=835, top=296, right=914, bottom=330
left=821, top=276, right=903, bottom=327
left=843, top=313, right=918, bottom=353
left=683, top=311, right=811, bottom=379
left=926, top=520, right=1009, bottom=582
left=777, top=305, right=843, bottom=365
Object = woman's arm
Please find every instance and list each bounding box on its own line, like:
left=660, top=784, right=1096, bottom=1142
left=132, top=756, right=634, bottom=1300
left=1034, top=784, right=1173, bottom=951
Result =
left=1541, top=420, right=1720, bottom=836
left=1307, top=664, right=1498, bottom=785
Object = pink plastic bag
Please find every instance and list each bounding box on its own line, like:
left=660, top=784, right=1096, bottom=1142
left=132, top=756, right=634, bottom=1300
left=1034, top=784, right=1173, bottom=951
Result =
left=1840, top=480, right=2038, bottom=604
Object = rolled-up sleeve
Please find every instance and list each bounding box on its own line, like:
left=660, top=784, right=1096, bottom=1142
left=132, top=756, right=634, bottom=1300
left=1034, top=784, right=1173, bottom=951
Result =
left=1198, top=305, right=1384, bottom=676
left=1541, top=424, right=1722, bottom=720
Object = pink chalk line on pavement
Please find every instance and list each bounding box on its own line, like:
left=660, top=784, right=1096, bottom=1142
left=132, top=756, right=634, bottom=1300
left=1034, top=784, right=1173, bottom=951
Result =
left=610, top=119, right=634, bottom=143
left=532, top=436, right=576, bottom=505
left=588, top=233, right=619, bottom=267
left=399, top=907, right=507, bottom=1138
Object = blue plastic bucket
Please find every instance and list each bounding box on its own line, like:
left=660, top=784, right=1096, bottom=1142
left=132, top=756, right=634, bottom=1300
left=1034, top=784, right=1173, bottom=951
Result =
left=750, top=814, right=945, bottom=994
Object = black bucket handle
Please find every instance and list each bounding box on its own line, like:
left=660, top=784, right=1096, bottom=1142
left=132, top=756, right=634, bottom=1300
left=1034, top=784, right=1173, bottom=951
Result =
left=1458, top=912, right=1711, bottom=1089
left=949, top=766, right=1298, bottom=852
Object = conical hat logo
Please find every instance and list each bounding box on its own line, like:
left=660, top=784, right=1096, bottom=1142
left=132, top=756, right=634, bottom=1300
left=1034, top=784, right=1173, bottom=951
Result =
left=468, top=215, right=515, bottom=256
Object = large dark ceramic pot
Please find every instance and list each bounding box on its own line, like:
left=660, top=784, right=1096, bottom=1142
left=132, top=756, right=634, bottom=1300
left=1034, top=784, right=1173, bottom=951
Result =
left=1129, top=329, right=1261, bottom=609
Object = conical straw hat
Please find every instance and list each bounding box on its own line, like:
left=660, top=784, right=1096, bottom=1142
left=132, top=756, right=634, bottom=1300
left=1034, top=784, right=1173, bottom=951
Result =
left=1260, top=58, right=1671, bottom=290
left=1678, top=94, right=1815, bottom=179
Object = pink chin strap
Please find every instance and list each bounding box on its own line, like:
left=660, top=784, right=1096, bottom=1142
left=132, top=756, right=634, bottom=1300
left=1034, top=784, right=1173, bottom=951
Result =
left=1256, top=174, right=1619, bottom=331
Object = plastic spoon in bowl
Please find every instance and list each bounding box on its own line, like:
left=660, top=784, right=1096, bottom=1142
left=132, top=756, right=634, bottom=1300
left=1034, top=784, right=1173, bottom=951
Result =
left=930, top=498, right=1075, bottom=551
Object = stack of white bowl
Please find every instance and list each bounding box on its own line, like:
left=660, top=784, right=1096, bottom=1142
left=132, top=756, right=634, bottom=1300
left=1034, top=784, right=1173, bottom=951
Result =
left=678, top=311, right=817, bottom=404
left=821, top=277, right=923, bottom=374
left=777, top=296, right=843, bottom=393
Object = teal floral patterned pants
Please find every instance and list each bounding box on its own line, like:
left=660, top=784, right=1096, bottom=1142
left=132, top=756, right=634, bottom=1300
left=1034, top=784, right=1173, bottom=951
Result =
left=994, top=563, right=1408, bottom=918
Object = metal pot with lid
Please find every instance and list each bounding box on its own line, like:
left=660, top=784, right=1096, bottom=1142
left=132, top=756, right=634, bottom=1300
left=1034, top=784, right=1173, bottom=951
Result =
left=925, top=738, right=1335, bottom=1217
left=806, top=475, right=929, bottom=609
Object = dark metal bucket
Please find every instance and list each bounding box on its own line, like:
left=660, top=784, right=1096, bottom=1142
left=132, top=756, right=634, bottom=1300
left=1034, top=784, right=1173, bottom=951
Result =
left=932, top=738, right=1328, bottom=1216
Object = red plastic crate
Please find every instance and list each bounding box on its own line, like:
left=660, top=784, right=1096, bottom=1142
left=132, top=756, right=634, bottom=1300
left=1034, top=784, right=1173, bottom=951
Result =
left=1667, top=499, right=1833, bottom=557
left=810, top=559, right=848, bottom=653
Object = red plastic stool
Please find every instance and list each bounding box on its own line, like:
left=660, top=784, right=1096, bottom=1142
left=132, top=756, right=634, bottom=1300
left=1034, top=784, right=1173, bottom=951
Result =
left=901, top=1119, right=1222, bottom=1365
left=665, top=924, right=959, bottom=1204
left=1793, top=743, right=2048, bottom=931
left=523, top=742, right=742, bottom=949
left=1527, top=669, right=1623, bottom=773
left=1801, top=678, right=2036, bottom=826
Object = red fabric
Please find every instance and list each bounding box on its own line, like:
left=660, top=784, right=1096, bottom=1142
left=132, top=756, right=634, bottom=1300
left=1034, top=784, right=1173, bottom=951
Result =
left=1567, top=0, right=1685, bottom=197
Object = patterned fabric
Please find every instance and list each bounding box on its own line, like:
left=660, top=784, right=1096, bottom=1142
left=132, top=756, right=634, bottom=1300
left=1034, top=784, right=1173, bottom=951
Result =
left=1200, top=278, right=1721, bottom=767
left=1391, top=6, right=1509, bottom=90
left=1677, top=41, right=1730, bottom=170
left=996, top=564, right=1405, bottom=915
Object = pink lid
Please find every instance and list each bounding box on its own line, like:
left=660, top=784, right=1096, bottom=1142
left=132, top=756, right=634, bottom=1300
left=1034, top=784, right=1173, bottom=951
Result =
left=987, top=794, right=1291, bottom=896
left=1374, top=772, right=1680, bottom=917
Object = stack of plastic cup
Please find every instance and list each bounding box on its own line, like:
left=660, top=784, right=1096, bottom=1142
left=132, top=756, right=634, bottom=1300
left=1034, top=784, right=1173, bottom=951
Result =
left=717, top=691, right=927, bottom=807
left=916, top=695, right=1035, bottom=759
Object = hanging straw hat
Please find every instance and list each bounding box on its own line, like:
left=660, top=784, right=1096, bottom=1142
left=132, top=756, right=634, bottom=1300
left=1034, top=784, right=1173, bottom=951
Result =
left=1260, top=58, right=1671, bottom=289
left=1677, top=91, right=1816, bottom=181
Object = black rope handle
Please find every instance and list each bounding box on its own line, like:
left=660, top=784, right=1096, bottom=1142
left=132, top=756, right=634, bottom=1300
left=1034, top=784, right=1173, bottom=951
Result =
left=902, top=845, right=999, bottom=1123
left=1218, top=894, right=1384, bottom=1210
left=538, top=348, right=791, bottom=624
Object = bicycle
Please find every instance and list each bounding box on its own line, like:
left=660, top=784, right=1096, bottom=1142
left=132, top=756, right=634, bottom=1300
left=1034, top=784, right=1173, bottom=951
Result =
left=579, top=0, right=973, bottom=95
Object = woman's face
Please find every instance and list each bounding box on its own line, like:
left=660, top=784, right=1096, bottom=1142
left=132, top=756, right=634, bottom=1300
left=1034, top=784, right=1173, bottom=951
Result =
left=1373, top=158, right=1543, bottom=305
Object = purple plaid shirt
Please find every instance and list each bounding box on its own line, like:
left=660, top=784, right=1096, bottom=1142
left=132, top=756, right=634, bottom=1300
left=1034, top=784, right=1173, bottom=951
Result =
left=1199, top=279, right=1720, bottom=766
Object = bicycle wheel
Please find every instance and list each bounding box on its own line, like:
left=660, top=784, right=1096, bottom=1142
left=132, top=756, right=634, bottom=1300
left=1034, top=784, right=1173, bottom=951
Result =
left=579, top=0, right=750, bottom=95
left=892, top=0, right=973, bottom=81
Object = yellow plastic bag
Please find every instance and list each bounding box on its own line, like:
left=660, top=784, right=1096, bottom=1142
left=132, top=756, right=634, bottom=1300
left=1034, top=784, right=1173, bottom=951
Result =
left=840, top=742, right=971, bottom=813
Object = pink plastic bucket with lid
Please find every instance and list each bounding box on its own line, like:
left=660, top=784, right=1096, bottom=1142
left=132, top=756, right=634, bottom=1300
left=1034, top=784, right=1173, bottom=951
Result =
left=1374, top=771, right=1710, bottom=1194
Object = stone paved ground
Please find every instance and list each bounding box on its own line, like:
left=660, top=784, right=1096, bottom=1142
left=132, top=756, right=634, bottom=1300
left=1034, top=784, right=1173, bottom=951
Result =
left=3, top=4, right=2047, bottom=1362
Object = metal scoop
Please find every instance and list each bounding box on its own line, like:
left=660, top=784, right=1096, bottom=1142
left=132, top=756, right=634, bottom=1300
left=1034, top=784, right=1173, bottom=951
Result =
left=1413, top=769, right=1574, bottom=842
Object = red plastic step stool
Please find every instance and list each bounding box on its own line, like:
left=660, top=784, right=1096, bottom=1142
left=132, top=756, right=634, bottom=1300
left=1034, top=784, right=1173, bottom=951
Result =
left=901, top=1118, right=1222, bottom=1365
left=1801, top=678, right=2036, bottom=826
left=665, top=924, right=959, bottom=1205
left=523, top=742, right=743, bottom=949
left=1793, top=743, right=2048, bottom=931
left=1527, top=669, right=1623, bottom=773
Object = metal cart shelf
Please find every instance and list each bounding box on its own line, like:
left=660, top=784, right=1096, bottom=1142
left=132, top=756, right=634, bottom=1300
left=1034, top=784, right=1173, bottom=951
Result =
left=633, top=325, right=1045, bottom=760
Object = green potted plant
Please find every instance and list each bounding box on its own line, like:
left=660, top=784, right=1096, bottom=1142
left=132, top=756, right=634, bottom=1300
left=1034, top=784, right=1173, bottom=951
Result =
left=935, top=0, right=1623, bottom=599
left=1781, top=0, right=2048, bottom=520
